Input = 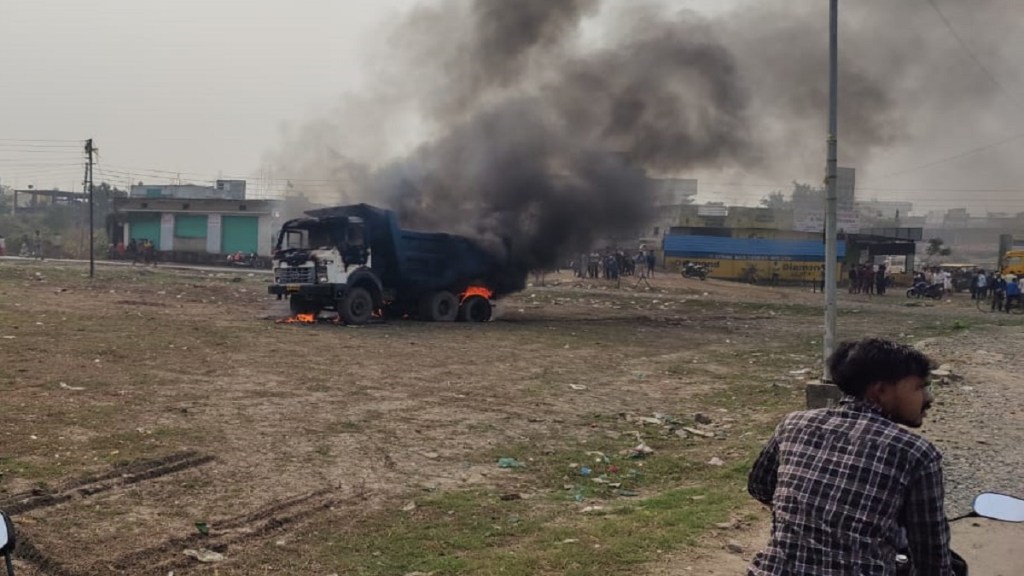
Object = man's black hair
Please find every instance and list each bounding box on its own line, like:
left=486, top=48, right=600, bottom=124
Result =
left=827, top=338, right=932, bottom=397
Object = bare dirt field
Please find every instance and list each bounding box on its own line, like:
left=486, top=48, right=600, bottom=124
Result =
left=1, top=261, right=1021, bottom=575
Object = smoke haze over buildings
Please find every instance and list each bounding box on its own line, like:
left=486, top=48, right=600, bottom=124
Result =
left=268, top=0, right=1024, bottom=279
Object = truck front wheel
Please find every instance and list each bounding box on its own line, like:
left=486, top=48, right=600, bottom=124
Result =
left=421, top=291, right=458, bottom=322
left=459, top=295, right=492, bottom=322
left=340, top=287, right=374, bottom=325
left=289, top=295, right=318, bottom=316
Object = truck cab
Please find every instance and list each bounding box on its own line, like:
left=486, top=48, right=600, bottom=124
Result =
left=269, top=215, right=382, bottom=324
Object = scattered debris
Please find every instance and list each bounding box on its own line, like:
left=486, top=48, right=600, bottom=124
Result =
left=569, top=384, right=588, bottom=391
left=707, top=457, right=725, bottom=466
left=579, top=466, right=592, bottom=476
left=59, top=382, right=85, bottom=391
left=194, top=522, right=210, bottom=536
left=726, top=540, right=745, bottom=554
left=401, top=501, right=417, bottom=512
left=183, top=549, right=225, bottom=563
left=497, top=457, right=526, bottom=469
left=627, top=443, right=654, bottom=459
left=682, top=427, right=715, bottom=438
left=580, top=505, right=606, bottom=514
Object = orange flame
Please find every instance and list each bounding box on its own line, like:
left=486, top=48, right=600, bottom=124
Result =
left=461, top=286, right=493, bottom=302
left=276, top=313, right=316, bottom=324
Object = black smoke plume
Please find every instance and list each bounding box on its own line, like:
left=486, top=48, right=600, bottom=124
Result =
left=270, top=0, right=1020, bottom=293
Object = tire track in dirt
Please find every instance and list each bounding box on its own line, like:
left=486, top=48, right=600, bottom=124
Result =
left=0, top=451, right=215, bottom=515
left=108, top=487, right=363, bottom=575
left=10, top=483, right=366, bottom=575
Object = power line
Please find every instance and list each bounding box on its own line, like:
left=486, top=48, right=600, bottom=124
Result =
left=0, top=138, right=84, bottom=143
left=923, top=0, right=1017, bottom=99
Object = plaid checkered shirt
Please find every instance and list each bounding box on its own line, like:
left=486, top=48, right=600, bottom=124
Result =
left=747, top=397, right=953, bottom=575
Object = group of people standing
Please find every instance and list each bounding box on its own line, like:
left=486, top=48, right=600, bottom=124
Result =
left=110, top=238, right=158, bottom=265
left=574, top=248, right=656, bottom=281
left=847, top=263, right=890, bottom=295
left=971, top=269, right=1022, bottom=312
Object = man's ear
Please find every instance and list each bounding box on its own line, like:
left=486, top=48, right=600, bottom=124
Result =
left=863, top=381, right=886, bottom=404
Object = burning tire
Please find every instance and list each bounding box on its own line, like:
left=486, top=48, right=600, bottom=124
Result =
left=420, top=291, right=458, bottom=322
left=340, top=287, right=374, bottom=325
left=289, top=295, right=318, bottom=316
left=459, top=295, right=492, bottom=323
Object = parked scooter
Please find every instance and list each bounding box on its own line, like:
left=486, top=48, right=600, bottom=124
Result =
left=897, top=492, right=1024, bottom=576
left=226, top=251, right=263, bottom=268
left=681, top=262, right=709, bottom=280
left=906, top=281, right=944, bottom=300
left=1, top=509, right=15, bottom=575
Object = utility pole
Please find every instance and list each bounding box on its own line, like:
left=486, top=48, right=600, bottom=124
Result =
left=808, top=0, right=842, bottom=408
left=823, top=0, right=839, bottom=378
left=86, top=139, right=95, bottom=277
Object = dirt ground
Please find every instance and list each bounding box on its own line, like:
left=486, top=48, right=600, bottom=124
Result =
left=0, top=261, right=1021, bottom=575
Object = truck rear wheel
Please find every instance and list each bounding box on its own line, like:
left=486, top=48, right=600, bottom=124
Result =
left=340, top=287, right=374, bottom=325
left=459, top=295, right=492, bottom=322
left=421, top=291, right=458, bottom=322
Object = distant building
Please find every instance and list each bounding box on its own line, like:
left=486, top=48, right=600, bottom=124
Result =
left=111, top=196, right=281, bottom=260
left=792, top=167, right=860, bottom=233
left=129, top=179, right=247, bottom=200
left=857, top=200, right=914, bottom=222
left=650, top=178, right=698, bottom=206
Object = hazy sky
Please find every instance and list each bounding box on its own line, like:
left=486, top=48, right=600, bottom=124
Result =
left=2, top=0, right=1022, bottom=214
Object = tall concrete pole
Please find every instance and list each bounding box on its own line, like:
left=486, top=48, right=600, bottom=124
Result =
left=823, top=0, right=839, bottom=379
left=86, top=138, right=95, bottom=278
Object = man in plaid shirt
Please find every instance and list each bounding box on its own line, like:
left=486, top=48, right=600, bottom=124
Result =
left=747, top=338, right=955, bottom=575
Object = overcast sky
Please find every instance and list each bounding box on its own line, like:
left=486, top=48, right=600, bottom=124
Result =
left=2, top=0, right=1022, bottom=214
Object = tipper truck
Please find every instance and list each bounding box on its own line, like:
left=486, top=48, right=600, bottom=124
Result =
left=268, top=204, right=504, bottom=324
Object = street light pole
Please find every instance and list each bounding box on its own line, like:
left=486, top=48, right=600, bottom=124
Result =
left=823, top=0, right=839, bottom=380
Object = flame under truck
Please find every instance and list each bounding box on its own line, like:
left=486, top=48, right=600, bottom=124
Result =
left=268, top=204, right=501, bottom=324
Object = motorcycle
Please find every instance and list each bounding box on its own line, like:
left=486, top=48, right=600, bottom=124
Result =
left=226, top=251, right=263, bottom=269
left=1, top=509, right=15, bottom=575
left=681, top=263, right=708, bottom=281
left=896, top=492, right=1024, bottom=576
left=906, top=281, right=944, bottom=300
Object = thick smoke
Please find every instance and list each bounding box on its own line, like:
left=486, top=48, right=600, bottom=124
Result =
left=361, top=1, right=760, bottom=294
left=268, top=0, right=1022, bottom=292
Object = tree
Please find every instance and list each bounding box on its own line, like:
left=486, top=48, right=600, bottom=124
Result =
left=759, top=190, right=788, bottom=209
left=0, top=184, right=10, bottom=215
left=791, top=181, right=824, bottom=206
left=925, top=238, right=952, bottom=262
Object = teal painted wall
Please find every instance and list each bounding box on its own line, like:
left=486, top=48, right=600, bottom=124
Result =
left=221, top=216, right=258, bottom=253
left=129, top=213, right=161, bottom=244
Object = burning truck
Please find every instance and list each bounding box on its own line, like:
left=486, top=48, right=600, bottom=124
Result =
left=268, top=204, right=506, bottom=324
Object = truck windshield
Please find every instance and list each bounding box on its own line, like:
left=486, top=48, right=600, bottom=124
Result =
left=278, top=226, right=332, bottom=250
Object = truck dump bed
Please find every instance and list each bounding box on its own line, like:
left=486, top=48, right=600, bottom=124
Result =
left=304, top=204, right=504, bottom=297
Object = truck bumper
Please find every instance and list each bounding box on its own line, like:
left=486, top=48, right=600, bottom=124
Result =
left=267, top=284, right=338, bottom=298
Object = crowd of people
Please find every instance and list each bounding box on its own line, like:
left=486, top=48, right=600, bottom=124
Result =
left=108, top=238, right=158, bottom=265
left=847, top=263, right=892, bottom=295
left=573, top=247, right=656, bottom=280
left=966, top=268, right=1022, bottom=312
